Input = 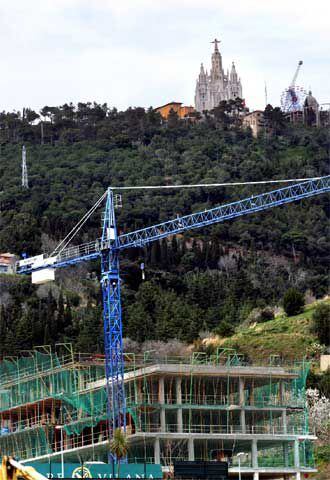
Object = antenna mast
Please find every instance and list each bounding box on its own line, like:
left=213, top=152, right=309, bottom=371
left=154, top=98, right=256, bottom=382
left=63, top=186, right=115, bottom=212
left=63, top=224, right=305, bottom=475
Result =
left=22, top=145, right=29, bottom=189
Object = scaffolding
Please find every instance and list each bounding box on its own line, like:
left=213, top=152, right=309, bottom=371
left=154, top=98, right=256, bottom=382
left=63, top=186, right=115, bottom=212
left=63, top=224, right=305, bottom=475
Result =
left=0, top=345, right=315, bottom=472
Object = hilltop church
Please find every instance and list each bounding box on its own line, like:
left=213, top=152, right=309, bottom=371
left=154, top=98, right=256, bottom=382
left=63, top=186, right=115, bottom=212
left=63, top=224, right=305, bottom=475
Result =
left=195, top=39, right=243, bottom=112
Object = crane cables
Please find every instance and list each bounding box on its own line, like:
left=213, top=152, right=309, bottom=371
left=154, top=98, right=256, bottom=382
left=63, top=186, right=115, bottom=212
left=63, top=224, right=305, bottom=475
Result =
left=51, top=190, right=107, bottom=257
left=110, top=176, right=323, bottom=190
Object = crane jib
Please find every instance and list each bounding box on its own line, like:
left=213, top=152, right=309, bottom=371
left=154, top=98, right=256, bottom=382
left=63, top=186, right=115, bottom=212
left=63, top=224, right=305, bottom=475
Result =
left=16, top=176, right=330, bottom=275
left=116, top=176, right=330, bottom=250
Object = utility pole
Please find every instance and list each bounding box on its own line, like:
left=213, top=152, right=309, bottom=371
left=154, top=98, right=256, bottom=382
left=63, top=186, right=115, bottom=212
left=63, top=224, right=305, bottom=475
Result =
left=22, top=145, right=29, bottom=189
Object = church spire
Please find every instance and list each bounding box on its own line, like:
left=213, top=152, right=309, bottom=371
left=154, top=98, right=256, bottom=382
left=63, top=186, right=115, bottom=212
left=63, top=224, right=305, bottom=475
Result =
left=230, top=61, right=238, bottom=82
left=210, top=38, right=223, bottom=82
left=198, top=63, right=207, bottom=83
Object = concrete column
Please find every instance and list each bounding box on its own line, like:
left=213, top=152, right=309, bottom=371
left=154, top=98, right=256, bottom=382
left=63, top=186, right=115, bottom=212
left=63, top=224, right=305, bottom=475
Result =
left=294, top=439, right=300, bottom=468
left=239, top=377, right=245, bottom=405
left=188, top=437, right=194, bottom=461
left=154, top=437, right=160, bottom=464
left=176, top=377, right=183, bottom=433
left=160, top=409, right=166, bottom=432
left=176, top=377, right=182, bottom=403
left=280, top=380, right=286, bottom=405
left=283, top=442, right=289, bottom=467
left=159, top=377, right=166, bottom=432
left=252, top=439, right=258, bottom=469
left=296, top=473, right=301, bottom=480
left=158, top=377, right=165, bottom=403
left=282, top=409, right=287, bottom=434
left=240, top=408, right=246, bottom=434
left=253, top=473, right=259, bottom=480
left=239, top=377, right=246, bottom=434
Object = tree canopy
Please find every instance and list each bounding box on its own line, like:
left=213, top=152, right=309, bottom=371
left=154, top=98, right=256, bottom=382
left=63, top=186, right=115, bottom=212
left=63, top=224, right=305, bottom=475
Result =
left=0, top=102, right=328, bottom=353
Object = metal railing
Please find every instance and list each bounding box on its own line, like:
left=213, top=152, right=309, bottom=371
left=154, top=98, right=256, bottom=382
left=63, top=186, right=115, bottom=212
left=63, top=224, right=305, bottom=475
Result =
left=0, top=413, right=51, bottom=434
left=134, top=423, right=309, bottom=436
left=125, top=392, right=305, bottom=409
left=0, top=415, right=312, bottom=439
left=0, top=351, right=307, bottom=388
left=7, top=425, right=314, bottom=464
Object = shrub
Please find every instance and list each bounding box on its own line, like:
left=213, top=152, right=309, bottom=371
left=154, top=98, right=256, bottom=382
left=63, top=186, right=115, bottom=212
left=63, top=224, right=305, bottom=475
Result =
left=311, top=303, right=330, bottom=346
left=282, top=288, right=304, bottom=316
left=245, top=307, right=275, bottom=326
left=259, top=307, right=275, bottom=322
left=215, top=320, right=235, bottom=337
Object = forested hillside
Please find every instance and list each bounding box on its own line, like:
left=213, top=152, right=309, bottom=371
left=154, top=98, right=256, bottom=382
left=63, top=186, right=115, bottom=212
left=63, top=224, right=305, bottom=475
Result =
left=0, top=103, right=329, bottom=353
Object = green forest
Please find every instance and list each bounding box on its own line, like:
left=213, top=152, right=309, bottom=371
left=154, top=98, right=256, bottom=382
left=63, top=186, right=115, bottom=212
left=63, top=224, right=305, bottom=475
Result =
left=0, top=102, right=329, bottom=354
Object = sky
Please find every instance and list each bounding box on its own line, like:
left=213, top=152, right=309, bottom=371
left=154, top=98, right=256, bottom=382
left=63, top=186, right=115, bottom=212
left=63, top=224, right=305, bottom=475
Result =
left=1, top=0, right=329, bottom=113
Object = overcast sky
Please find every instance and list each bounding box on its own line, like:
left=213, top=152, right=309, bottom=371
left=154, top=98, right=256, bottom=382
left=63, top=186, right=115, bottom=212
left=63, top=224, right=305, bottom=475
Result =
left=1, top=0, right=329, bottom=113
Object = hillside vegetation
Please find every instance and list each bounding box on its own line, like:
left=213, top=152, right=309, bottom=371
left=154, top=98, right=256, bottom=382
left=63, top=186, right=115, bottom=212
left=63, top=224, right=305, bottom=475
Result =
left=203, top=298, right=330, bottom=362
left=0, top=103, right=329, bottom=354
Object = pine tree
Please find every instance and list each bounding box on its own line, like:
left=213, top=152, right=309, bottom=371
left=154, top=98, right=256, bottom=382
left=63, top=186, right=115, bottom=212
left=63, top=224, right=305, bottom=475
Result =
left=15, top=312, right=33, bottom=350
left=283, top=288, right=304, bottom=316
left=171, top=237, right=179, bottom=265
left=0, top=306, right=7, bottom=354
left=64, top=300, right=73, bottom=327
left=160, top=239, right=168, bottom=268
left=150, top=241, right=161, bottom=265
left=46, top=290, right=57, bottom=341
left=76, top=305, right=102, bottom=352
left=57, top=291, right=65, bottom=334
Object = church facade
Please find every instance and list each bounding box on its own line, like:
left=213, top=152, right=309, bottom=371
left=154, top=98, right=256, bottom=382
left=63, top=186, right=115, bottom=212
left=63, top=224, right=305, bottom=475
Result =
left=195, top=39, right=243, bottom=112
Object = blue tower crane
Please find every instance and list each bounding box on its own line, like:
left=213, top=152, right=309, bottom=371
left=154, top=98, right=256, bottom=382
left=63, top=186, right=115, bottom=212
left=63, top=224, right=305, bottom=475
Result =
left=16, top=176, right=330, bottom=450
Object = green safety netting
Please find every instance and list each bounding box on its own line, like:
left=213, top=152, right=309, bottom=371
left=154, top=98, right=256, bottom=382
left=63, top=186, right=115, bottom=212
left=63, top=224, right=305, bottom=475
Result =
left=0, top=427, right=51, bottom=459
left=0, top=351, right=314, bottom=462
left=0, top=354, right=105, bottom=413
left=252, top=362, right=310, bottom=408
left=258, top=441, right=315, bottom=468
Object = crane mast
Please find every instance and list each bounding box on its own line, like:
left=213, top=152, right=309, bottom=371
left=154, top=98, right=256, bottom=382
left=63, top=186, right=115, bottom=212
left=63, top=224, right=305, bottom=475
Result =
left=101, top=189, right=126, bottom=434
left=16, top=176, right=330, bottom=459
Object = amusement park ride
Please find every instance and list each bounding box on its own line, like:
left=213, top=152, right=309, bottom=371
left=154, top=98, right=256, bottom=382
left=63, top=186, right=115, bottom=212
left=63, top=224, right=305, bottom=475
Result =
left=17, top=176, right=330, bottom=458
left=281, top=60, right=307, bottom=113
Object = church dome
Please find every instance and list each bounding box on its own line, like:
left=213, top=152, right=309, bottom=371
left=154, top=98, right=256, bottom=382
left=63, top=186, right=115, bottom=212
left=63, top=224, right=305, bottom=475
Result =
left=304, top=91, right=319, bottom=109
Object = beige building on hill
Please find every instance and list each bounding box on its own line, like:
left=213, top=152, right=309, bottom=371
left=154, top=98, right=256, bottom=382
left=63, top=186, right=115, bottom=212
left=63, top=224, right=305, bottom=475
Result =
left=243, top=111, right=265, bottom=137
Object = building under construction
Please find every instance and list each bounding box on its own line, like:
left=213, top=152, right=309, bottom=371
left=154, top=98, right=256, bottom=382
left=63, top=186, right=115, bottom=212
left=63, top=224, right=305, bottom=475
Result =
left=0, top=345, right=316, bottom=479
